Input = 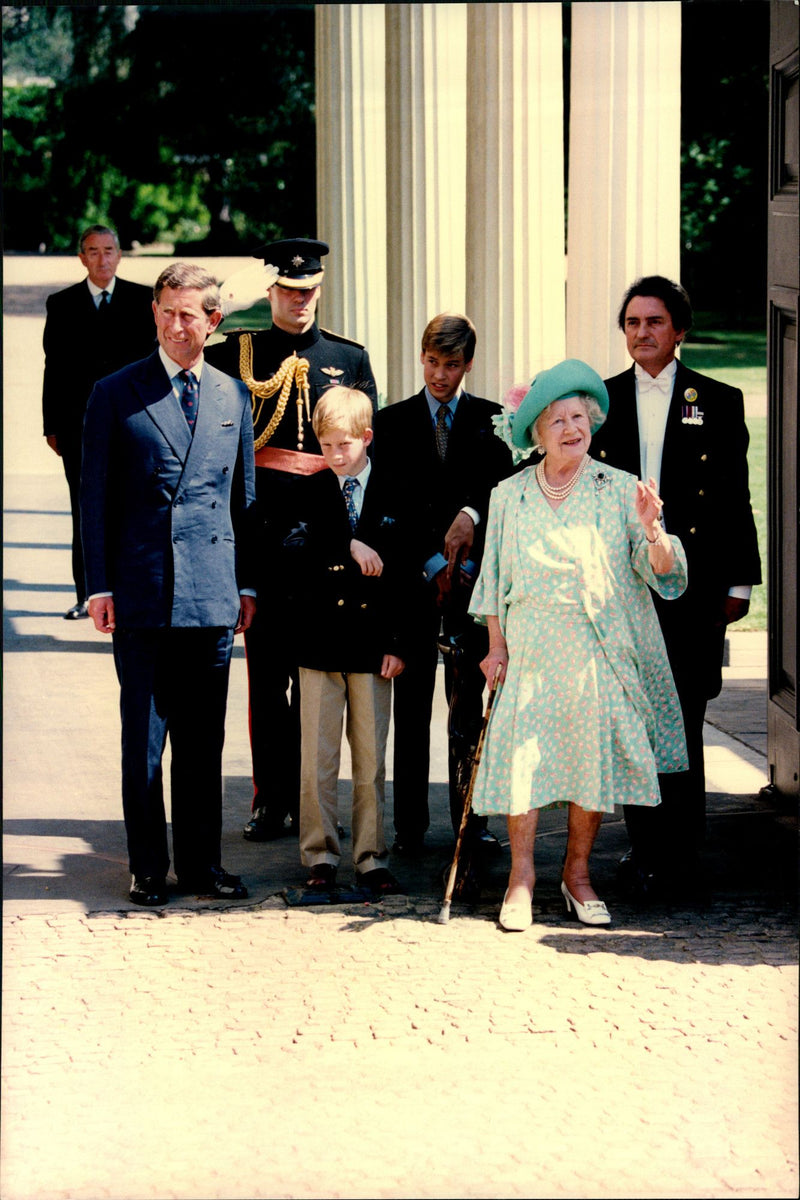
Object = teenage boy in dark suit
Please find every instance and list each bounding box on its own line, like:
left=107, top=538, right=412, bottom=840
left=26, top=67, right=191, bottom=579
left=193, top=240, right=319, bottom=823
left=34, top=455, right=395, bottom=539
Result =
left=373, top=313, right=514, bottom=855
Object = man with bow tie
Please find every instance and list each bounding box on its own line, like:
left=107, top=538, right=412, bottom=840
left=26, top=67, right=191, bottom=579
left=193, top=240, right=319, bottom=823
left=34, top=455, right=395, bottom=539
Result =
left=591, top=275, right=761, bottom=901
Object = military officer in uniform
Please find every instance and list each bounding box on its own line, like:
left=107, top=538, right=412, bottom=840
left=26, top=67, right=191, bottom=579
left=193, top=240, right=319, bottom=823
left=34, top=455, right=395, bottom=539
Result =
left=205, top=238, right=378, bottom=840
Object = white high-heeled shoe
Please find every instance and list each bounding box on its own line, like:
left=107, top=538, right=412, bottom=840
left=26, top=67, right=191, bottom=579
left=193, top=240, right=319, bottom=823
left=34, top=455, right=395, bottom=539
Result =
left=498, top=888, right=533, bottom=931
left=561, top=880, right=611, bottom=926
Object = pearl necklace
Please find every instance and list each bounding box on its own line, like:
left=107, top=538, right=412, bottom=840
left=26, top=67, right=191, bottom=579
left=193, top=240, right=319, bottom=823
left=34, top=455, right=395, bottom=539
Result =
left=535, top=454, right=589, bottom=501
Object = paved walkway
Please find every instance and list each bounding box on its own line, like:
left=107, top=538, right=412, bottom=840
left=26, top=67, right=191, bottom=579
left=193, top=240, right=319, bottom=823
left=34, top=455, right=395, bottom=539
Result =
left=2, top=258, right=797, bottom=1200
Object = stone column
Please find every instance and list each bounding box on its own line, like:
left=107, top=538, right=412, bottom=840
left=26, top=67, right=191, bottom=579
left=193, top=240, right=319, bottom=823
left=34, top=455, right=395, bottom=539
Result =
left=384, top=3, right=468, bottom=403
left=316, top=5, right=389, bottom=398
left=566, top=1, right=682, bottom=377
left=466, top=2, right=567, bottom=401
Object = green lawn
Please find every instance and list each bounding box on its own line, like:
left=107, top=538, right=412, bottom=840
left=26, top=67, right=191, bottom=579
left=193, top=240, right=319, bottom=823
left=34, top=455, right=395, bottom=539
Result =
left=682, top=325, right=767, bottom=632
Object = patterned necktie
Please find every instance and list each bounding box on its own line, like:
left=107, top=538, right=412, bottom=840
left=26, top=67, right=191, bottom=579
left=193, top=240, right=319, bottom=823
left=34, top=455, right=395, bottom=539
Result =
left=435, top=402, right=450, bottom=460
left=178, top=369, right=199, bottom=432
left=342, top=477, right=359, bottom=531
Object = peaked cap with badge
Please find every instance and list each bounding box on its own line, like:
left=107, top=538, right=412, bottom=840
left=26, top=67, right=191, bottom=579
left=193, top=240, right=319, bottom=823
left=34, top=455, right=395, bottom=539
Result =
left=206, top=236, right=378, bottom=463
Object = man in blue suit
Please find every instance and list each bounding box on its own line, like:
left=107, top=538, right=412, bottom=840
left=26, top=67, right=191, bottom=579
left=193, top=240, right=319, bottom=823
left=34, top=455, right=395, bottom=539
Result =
left=80, top=262, right=258, bottom=907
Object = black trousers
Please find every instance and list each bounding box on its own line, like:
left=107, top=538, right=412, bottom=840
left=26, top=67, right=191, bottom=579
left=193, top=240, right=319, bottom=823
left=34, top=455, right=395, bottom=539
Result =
left=391, top=588, right=488, bottom=841
left=243, top=608, right=301, bottom=824
left=59, top=430, right=86, bottom=604
left=623, top=602, right=722, bottom=869
left=113, top=626, right=234, bottom=880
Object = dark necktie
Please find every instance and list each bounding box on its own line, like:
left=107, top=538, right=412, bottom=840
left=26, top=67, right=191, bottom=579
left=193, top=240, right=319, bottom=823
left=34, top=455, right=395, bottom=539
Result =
left=96, top=290, right=110, bottom=318
left=342, top=477, right=359, bottom=531
left=178, top=369, right=199, bottom=432
left=435, top=402, right=450, bottom=461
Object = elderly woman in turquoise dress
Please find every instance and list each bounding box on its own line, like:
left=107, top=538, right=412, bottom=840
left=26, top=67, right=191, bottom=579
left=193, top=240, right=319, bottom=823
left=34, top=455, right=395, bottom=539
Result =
left=470, top=360, right=688, bottom=931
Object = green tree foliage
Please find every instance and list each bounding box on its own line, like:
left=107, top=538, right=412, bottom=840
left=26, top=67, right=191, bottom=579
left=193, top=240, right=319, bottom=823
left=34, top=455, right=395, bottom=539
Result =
left=2, top=4, right=315, bottom=252
left=680, top=1, right=769, bottom=325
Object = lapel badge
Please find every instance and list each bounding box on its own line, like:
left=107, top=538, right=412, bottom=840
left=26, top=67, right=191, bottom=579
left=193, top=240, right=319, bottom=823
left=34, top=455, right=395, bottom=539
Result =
left=221, top=420, right=234, bottom=427
left=321, top=366, right=344, bottom=378
left=681, top=388, right=703, bottom=425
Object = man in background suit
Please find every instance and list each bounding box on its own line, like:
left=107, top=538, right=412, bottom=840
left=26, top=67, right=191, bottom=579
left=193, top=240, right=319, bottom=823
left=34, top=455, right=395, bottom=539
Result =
left=373, top=313, right=514, bottom=858
left=42, top=224, right=155, bottom=618
left=591, top=275, right=762, bottom=899
left=80, top=262, right=258, bottom=907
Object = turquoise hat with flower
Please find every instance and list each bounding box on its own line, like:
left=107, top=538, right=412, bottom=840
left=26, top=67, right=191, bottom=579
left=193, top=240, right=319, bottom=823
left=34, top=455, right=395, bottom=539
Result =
left=492, top=359, right=610, bottom=462
left=511, top=359, right=609, bottom=450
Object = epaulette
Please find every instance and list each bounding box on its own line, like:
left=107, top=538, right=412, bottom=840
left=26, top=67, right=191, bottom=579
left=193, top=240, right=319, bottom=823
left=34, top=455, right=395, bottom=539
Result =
left=320, top=328, right=366, bottom=349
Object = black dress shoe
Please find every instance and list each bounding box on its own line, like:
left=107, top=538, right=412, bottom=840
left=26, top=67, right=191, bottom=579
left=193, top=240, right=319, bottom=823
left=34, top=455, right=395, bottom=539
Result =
left=359, top=868, right=405, bottom=896
left=391, top=835, right=424, bottom=856
left=617, top=849, right=661, bottom=903
left=129, top=876, right=168, bottom=906
left=179, top=866, right=248, bottom=899
left=64, top=601, right=89, bottom=620
left=476, top=827, right=502, bottom=851
left=243, top=807, right=295, bottom=841
left=306, top=863, right=337, bottom=889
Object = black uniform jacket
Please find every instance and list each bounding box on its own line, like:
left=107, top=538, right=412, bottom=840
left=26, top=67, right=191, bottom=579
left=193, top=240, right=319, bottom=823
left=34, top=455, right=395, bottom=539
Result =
left=205, top=321, right=378, bottom=454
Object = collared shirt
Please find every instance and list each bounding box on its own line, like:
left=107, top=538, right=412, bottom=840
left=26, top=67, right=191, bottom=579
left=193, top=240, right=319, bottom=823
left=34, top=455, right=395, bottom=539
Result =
left=87, top=277, right=117, bottom=307
left=337, top=458, right=371, bottom=523
left=424, top=386, right=460, bottom=430
left=633, top=358, right=750, bottom=603
left=634, top=359, right=677, bottom=490
left=159, top=346, right=206, bottom=397
left=423, top=386, right=480, bottom=529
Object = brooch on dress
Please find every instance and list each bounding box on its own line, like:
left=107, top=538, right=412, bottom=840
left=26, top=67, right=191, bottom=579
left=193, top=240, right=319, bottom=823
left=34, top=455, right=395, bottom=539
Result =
left=592, top=469, right=610, bottom=490
left=681, top=387, right=704, bottom=425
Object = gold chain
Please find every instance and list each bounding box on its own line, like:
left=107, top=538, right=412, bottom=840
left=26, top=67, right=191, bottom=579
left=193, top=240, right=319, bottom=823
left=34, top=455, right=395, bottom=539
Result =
left=238, top=333, right=311, bottom=450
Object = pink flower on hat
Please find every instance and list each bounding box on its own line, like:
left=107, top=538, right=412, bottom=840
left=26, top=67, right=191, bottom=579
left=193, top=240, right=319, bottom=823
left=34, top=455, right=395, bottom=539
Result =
left=503, top=383, right=530, bottom=412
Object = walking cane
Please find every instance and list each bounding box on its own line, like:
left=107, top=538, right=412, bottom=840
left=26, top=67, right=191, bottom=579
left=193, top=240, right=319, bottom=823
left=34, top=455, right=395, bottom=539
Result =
left=436, top=664, right=502, bottom=924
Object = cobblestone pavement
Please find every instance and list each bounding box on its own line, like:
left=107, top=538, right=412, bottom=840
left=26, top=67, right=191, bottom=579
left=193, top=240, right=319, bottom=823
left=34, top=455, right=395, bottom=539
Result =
left=3, top=258, right=797, bottom=1200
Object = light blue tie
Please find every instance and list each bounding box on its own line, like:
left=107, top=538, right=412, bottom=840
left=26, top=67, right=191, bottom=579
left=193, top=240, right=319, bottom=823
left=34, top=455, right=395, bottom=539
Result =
left=342, top=477, right=359, bottom=531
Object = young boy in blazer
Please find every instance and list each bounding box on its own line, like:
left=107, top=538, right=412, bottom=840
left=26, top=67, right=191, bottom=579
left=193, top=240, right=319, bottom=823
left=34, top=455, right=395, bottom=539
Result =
left=284, top=386, right=413, bottom=897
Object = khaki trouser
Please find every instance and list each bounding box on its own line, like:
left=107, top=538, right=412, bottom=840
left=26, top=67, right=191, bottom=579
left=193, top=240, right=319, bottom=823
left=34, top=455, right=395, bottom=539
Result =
left=299, top=668, right=391, bottom=874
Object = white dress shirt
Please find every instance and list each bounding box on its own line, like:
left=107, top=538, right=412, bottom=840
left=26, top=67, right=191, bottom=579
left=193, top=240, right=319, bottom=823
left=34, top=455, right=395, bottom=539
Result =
left=338, top=458, right=371, bottom=522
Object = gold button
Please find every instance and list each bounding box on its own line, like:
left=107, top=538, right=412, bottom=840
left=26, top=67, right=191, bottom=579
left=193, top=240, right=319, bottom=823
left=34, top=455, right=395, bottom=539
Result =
left=700, top=454, right=707, bottom=462
left=698, top=489, right=705, bottom=497
left=689, top=527, right=696, bottom=535
left=337, top=599, right=344, bottom=606
left=600, top=450, right=607, bottom=459
left=361, top=603, right=367, bottom=609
